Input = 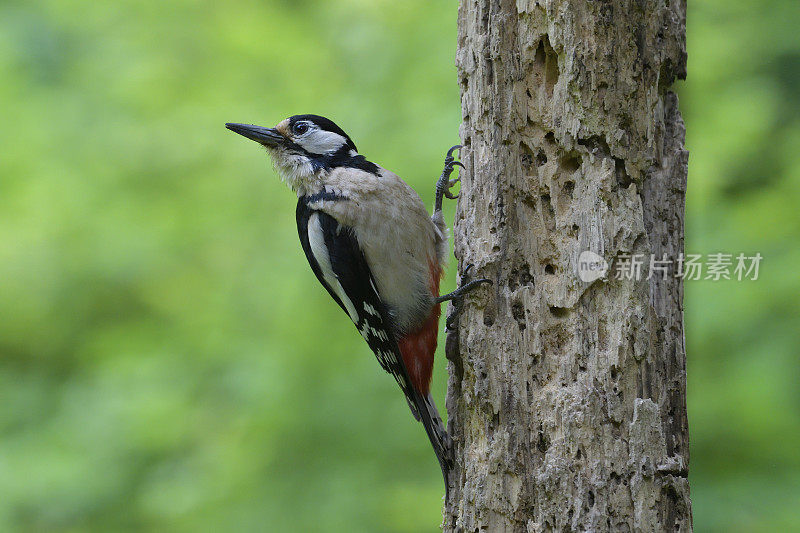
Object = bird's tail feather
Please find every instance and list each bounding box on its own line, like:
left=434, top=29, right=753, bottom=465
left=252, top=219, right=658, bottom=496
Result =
left=414, top=391, right=452, bottom=494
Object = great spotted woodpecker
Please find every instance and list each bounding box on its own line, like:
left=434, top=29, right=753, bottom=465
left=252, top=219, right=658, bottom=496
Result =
left=225, top=115, right=489, bottom=489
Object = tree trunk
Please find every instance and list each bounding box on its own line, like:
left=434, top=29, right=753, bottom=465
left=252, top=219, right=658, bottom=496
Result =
left=444, top=0, right=691, bottom=531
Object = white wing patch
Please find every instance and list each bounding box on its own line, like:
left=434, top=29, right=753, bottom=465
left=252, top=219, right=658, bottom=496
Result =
left=307, top=213, right=359, bottom=323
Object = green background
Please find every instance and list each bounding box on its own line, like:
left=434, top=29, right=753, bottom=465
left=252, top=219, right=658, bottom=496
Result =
left=1, top=0, right=797, bottom=531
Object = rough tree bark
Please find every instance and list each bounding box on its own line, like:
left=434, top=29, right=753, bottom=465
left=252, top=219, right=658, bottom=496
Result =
left=443, top=0, right=691, bottom=531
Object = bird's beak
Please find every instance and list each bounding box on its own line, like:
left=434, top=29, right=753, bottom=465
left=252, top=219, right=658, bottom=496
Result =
left=225, top=123, right=285, bottom=146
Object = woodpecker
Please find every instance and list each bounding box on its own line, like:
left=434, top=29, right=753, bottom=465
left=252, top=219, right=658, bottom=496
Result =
left=225, top=115, right=489, bottom=489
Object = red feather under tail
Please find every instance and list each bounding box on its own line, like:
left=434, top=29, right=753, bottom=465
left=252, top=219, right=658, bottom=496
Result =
left=397, top=259, right=443, bottom=395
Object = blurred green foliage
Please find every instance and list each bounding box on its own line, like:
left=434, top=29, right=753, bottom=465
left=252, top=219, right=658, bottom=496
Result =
left=0, top=0, right=797, bottom=531
left=683, top=1, right=800, bottom=530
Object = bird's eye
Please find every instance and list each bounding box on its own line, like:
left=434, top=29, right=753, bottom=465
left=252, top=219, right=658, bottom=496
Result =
left=293, top=122, right=309, bottom=135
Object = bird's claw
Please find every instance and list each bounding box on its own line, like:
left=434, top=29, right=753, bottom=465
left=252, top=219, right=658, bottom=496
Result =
left=444, top=177, right=460, bottom=199
left=441, top=159, right=463, bottom=199
left=441, top=264, right=493, bottom=329
left=462, top=263, right=475, bottom=280
left=435, top=145, right=465, bottom=211
left=446, top=145, right=462, bottom=159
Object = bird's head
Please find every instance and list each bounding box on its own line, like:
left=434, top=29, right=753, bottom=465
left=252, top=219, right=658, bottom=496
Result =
left=226, top=114, right=359, bottom=192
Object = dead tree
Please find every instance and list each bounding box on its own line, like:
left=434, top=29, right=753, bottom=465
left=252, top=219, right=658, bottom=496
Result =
left=443, top=0, right=692, bottom=530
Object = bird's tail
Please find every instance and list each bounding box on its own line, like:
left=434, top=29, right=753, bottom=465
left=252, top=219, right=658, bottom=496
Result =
left=415, top=391, right=452, bottom=494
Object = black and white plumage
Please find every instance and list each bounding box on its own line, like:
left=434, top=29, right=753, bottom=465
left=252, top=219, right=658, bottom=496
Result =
left=225, top=114, right=470, bottom=490
left=295, top=201, right=403, bottom=386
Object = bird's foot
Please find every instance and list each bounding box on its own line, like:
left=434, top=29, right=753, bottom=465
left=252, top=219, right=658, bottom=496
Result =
left=437, top=264, right=492, bottom=329
left=434, top=145, right=464, bottom=212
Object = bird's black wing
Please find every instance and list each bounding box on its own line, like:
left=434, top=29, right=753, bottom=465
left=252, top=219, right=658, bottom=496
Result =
left=296, top=198, right=413, bottom=394
left=296, top=198, right=452, bottom=485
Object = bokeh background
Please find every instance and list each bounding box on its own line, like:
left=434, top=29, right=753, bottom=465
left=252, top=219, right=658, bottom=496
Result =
left=0, top=0, right=797, bottom=531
